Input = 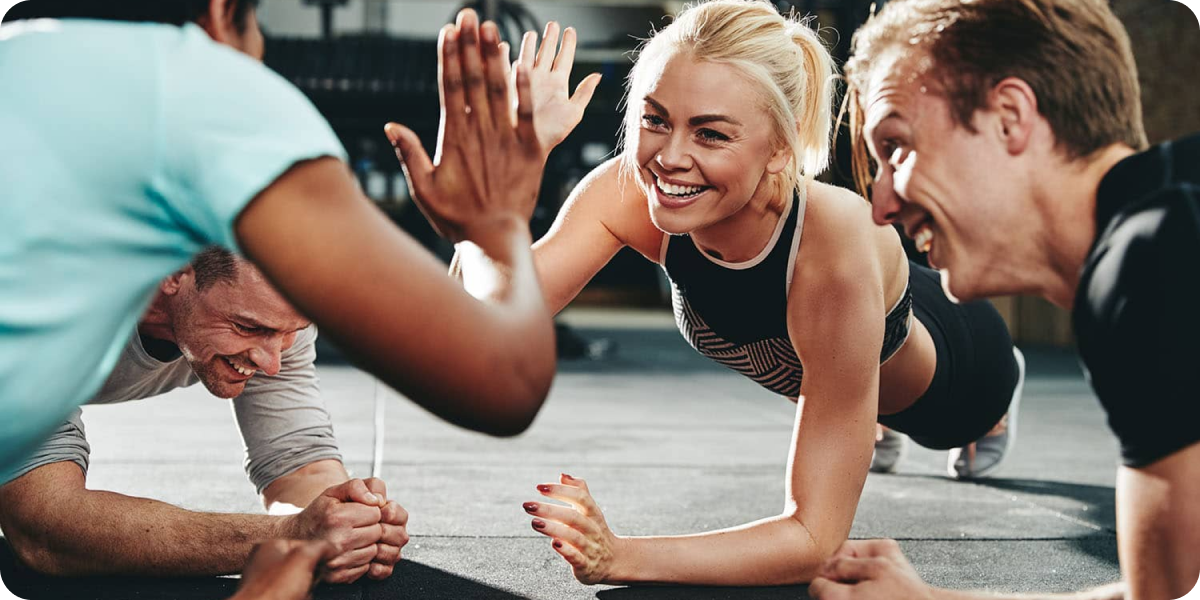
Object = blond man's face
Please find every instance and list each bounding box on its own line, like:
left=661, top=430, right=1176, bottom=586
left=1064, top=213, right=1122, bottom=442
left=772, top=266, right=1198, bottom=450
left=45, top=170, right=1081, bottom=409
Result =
left=861, top=49, right=1033, bottom=302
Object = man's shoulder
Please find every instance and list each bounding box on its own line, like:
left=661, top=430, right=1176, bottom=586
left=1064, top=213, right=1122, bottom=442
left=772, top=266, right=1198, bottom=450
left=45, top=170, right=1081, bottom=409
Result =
left=90, top=333, right=197, bottom=405
left=1075, top=175, right=1199, bottom=365
left=1095, top=135, right=1200, bottom=234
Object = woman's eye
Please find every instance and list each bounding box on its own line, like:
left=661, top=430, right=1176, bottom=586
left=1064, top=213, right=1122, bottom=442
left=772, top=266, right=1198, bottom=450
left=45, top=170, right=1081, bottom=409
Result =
left=698, top=128, right=729, bottom=142
left=641, top=114, right=666, bottom=129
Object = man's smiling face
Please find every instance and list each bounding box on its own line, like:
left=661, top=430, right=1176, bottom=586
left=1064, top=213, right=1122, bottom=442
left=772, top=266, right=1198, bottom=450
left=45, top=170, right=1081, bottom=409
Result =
left=862, top=49, right=1033, bottom=302
left=167, top=262, right=310, bottom=398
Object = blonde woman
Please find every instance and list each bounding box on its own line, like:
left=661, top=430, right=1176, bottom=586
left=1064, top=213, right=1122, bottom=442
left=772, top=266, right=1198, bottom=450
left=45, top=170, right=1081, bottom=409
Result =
left=444, top=0, right=1023, bottom=586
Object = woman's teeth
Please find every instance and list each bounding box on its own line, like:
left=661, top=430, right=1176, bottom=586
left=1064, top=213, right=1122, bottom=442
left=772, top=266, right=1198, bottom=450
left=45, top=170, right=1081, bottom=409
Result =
left=655, top=178, right=706, bottom=198
left=225, top=358, right=254, bottom=376
left=914, top=225, right=934, bottom=253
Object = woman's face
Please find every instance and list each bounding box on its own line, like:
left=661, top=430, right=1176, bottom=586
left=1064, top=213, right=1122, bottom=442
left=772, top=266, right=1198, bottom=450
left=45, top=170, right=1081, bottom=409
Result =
left=631, top=52, right=789, bottom=235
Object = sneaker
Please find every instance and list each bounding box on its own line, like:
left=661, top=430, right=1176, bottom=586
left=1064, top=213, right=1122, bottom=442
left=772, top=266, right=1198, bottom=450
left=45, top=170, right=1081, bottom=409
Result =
left=871, top=425, right=908, bottom=473
left=948, top=347, right=1026, bottom=479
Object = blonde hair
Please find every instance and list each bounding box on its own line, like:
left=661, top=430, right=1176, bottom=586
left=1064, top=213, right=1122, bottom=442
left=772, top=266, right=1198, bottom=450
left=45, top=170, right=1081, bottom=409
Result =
left=619, top=0, right=836, bottom=199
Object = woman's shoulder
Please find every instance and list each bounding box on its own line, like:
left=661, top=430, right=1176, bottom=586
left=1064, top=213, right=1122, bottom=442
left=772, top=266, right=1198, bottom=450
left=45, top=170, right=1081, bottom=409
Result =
left=790, top=180, right=901, bottom=299
left=567, top=157, right=663, bottom=261
left=801, top=181, right=880, bottom=253
left=573, top=157, right=646, bottom=204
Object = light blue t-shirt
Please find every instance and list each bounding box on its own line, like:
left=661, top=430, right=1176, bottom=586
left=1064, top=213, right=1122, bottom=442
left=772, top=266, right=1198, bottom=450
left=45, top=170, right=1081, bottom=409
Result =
left=0, top=19, right=348, bottom=477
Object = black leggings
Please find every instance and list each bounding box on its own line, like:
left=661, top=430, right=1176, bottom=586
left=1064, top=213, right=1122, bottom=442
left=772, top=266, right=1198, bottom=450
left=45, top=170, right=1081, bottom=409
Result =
left=878, top=263, right=1019, bottom=450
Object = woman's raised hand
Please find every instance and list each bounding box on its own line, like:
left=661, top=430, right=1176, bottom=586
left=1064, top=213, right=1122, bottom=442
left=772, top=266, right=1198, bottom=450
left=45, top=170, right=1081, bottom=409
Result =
left=385, top=9, right=544, bottom=243
left=513, top=22, right=602, bottom=151
left=524, top=474, right=623, bottom=585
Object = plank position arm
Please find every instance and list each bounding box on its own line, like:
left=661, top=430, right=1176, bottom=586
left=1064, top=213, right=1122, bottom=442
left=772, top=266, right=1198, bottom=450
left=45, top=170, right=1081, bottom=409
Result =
left=0, top=460, right=386, bottom=581
left=465, top=146, right=888, bottom=583
left=527, top=190, right=885, bottom=585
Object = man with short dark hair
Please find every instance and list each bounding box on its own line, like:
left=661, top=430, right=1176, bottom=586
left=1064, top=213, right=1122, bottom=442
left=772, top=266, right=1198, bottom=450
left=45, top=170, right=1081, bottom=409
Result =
left=810, top=0, right=1199, bottom=599
left=0, top=249, right=408, bottom=583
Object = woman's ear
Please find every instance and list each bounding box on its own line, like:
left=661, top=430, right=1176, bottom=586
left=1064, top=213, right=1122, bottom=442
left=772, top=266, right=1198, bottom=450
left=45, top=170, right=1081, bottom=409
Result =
left=766, top=145, right=793, bottom=175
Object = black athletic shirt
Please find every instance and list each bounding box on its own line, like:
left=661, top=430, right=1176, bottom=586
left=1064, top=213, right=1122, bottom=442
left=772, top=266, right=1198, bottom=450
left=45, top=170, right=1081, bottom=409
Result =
left=1073, top=133, right=1200, bottom=468
left=662, top=190, right=913, bottom=399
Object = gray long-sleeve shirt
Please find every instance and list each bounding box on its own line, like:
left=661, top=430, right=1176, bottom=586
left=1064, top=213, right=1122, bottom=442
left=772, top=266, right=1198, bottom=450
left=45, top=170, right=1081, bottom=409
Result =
left=3, top=325, right=342, bottom=494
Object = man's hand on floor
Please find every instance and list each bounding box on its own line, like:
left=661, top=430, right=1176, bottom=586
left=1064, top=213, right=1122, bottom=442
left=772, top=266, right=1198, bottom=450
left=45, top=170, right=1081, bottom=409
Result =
left=810, top=539, right=937, bottom=600
left=277, top=479, right=399, bottom=584
left=230, top=539, right=335, bottom=600
left=363, top=477, right=409, bottom=580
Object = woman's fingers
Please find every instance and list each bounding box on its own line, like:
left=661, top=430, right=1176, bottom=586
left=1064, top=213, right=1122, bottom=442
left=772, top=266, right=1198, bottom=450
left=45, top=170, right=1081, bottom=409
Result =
left=481, top=21, right=512, bottom=131
left=537, top=480, right=606, bottom=523
left=437, top=25, right=466, bottom=131
left=551, top=538, right=587, bottom=569
left=552, top=26, right=577, bottom=73
left=524, top=501, right=601, bottom=536
left=531, top=517, right=590, bottom=549
left=514, top=66, right=537, bottom=145
left=456, top=9, right=492, bottom=130
left=571, top=73, right=602, bottom=110
left=559, top=473, right=588, bottom=490
left=499, top=41, right=512, bottom=78
left=537, top=482, right=588, bottom=508
left=518, top=30, right=537, bottom=71
left=535, top=21, right=561, bottom=68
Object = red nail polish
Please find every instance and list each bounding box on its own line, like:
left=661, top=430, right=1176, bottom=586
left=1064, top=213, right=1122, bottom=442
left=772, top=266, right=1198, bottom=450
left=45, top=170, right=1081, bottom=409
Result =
left=523, top=502, right=539, bottom=512
left=561, top=473, right=574, bottom=480
left=553, top=540, right=563, bottom=549
left=537, top=484, right=551, bottom=493
left=532, top=519, right=546, bottom=529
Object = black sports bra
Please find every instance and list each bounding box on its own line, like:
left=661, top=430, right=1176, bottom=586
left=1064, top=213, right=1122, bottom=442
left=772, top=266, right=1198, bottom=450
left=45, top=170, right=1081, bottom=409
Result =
left=661, top=188, right=913, bottom=398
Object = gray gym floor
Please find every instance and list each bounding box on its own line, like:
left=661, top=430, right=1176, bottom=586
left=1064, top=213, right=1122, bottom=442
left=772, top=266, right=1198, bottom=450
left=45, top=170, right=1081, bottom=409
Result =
left=0, top=308, right=1120, bottom=599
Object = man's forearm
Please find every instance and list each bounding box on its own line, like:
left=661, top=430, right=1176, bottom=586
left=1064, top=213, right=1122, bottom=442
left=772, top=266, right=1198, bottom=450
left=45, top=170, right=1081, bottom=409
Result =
left=6, top=488, right=284, bottom=577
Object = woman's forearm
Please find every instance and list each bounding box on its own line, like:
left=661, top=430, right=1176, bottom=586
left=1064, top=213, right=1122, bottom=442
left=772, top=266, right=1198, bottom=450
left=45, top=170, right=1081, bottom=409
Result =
left=608, top=513, right=830, bottom=586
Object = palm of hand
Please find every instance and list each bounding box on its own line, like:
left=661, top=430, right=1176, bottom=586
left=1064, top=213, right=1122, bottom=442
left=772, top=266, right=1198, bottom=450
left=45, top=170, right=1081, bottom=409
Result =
left=527, top=68, right=586, bottom=150
left=512, top=23, right=601, bottom=152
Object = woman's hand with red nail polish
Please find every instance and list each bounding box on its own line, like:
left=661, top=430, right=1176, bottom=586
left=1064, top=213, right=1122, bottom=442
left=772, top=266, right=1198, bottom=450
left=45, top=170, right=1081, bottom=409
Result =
left=524, top=474, right=622, bottom=585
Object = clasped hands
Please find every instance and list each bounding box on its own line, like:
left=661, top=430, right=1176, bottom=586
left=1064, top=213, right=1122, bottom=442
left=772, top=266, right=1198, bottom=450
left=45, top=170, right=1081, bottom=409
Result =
left=278, top=478, right=408, bottom=584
